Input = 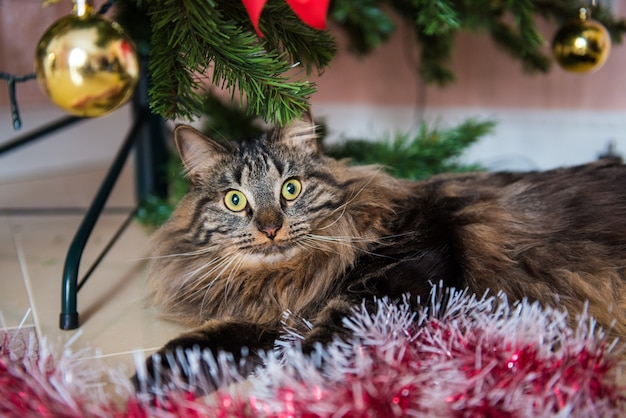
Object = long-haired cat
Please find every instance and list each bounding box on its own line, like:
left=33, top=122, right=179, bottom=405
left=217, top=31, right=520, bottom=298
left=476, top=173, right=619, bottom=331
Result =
left=141, top=118, right=626, bottom=390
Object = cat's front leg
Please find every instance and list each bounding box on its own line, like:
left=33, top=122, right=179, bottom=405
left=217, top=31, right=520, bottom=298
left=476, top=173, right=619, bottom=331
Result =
left=133, top=319, right=280, bottom=395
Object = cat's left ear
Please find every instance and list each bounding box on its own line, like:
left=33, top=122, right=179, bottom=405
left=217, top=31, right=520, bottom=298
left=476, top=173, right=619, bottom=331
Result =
left=278, top=110, right=320, bottom=155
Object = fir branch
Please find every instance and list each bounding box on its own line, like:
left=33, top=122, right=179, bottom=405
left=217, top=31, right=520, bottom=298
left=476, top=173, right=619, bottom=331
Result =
left=214, top=2, right=336, bottom=73
left=488, top=22, right=550, bottom=73
left=508, top=0, right=544, bottom=51
left=147, top=0, right=333, bottom=124
left=327, top=119, right=493, bottom=180
left=416, top=32, right=456, bottom=86
left=495, top=0, right=550, bottom=72
left=388, top=0, right=462, bottom=86
left=363, top=0, right=625, bottom=84
left=255, top=2, right=336, bottom=73
left=329, top=0, right=396, bottom=55
left=112, top=0, right=626, bottom=123
left=413, top=0, right=461, bottom=36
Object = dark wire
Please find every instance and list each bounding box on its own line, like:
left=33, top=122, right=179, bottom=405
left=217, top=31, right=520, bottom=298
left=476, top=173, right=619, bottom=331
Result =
left=1, top=0, right=117, bottom=131
left=0, top=72, right=37, bottom=130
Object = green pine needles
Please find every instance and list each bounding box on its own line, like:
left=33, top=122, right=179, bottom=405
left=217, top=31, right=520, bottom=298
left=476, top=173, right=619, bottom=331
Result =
left=334, top=0, right=625, bottom=85
left=146, top=0, right=335, bottom=124
left=115, top=0, right=626, bottom=125
left=326, top=119, right=492, bottom=180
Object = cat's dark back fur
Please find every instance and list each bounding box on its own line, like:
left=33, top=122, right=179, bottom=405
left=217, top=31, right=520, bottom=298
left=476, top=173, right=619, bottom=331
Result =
left=346, top=164, right=626, bottom=337
left=143, top=120, right=626, bottom=388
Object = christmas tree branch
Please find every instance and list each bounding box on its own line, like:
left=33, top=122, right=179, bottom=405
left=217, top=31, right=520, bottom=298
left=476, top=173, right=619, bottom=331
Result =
left=329, top=0, right=396, bottom=54
left=145, top=0, right=335, bottom=124
left=334, top=0, right=625, bottom=86
left=112, top=0, right=626, bottom=123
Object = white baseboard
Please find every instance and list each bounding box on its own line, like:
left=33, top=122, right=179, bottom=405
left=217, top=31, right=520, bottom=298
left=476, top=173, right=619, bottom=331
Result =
left=313, top=103, right=626, bottom=171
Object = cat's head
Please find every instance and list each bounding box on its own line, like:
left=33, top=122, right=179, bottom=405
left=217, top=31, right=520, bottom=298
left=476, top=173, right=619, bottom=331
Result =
left=150, top=119, right=399, bottom=323
left=169, top=118, right=356, bottom=265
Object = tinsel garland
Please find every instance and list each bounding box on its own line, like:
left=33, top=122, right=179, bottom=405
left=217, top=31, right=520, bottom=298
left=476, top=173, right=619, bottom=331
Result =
left=1, top=288, right=625, bottom=417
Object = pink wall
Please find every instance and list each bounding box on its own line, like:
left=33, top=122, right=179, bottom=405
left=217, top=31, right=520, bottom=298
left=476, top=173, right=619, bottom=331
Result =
left=311, top=16, right=626, bottom=110
left=2, top=1, right=625, bottom=111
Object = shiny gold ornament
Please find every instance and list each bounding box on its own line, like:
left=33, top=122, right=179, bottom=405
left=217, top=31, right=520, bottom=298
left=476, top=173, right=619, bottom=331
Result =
left=552, top=7, right=611, bottom=73
left=35, top=0, right=139, bottom=117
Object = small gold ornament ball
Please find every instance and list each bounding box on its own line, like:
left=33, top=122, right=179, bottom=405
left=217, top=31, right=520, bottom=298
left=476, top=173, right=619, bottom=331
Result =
left=35, top=14, right=139, bottom=117
left=552, top=17, right=611, bottom=73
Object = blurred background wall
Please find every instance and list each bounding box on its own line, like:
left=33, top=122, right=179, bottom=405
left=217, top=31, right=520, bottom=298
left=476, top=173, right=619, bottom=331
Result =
left=1, top=0, right=625, bottom=180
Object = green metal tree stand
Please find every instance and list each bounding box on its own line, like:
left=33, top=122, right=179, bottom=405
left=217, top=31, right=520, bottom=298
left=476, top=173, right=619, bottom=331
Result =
left=0, top=58, right=168, bottom=330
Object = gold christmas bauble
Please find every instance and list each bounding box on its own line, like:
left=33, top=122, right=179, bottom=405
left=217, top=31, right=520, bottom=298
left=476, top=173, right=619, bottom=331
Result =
left=35, top=5, right=139, bottom=117
left=552, top=12, right=611, bottom=73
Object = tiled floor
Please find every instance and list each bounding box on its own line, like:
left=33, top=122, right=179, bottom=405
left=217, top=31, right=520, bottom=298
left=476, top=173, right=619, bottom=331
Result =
left=0, top=162, right=185, bottom=379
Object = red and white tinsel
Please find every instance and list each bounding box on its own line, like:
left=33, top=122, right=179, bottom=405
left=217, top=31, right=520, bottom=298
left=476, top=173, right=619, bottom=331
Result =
left=1, top=287, right=625, bottom=417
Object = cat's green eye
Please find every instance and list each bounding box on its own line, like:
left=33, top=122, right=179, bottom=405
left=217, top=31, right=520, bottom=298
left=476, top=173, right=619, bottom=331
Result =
left=281, top=179, right=302, bottom=201
left=224, top=190, right=248, bottom=212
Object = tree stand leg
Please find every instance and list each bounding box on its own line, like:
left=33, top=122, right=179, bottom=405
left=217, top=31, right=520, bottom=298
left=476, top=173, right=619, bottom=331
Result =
left=59, top=55, right=169, bottom=330
left=59, top=111, right=149, bottom=330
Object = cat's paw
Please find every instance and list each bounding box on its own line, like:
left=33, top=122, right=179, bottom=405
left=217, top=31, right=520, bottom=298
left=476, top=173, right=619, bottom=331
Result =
left=132, top=345, right=243, bottom=398
left=132, top=321, right=280, bottom=396
left=132, top=347, right=196, bottom=396
left=300, top=297, right=356, bottom=355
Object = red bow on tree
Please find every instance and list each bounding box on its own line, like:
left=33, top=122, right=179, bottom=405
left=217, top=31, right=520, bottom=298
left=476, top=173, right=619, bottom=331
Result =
left=242, top=0, right=330, bottom=37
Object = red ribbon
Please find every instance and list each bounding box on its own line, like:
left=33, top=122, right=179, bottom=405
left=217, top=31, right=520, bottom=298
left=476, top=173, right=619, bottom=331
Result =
left=242, top=0, right=330, bottom=37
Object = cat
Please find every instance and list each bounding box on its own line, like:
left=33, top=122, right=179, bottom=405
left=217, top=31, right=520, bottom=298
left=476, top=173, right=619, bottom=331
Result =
left=140, top=117, right=626, bottom=391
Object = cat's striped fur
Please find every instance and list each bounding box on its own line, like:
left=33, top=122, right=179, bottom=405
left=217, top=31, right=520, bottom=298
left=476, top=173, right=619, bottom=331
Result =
left=142, top=118, right=626, bottom=390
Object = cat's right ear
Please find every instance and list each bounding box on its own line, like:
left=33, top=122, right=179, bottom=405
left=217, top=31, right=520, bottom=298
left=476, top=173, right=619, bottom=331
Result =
left=174, top=125, right=230, bottom=182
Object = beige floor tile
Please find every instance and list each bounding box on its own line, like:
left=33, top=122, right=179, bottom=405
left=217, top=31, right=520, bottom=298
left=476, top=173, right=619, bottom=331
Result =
left=1, top=165, right=187, bottom=382
left=0, top=217, right=34, bottom=329
left=10, top=214, right=185, bottom=361
left=0, top=259, right=33, bottom=329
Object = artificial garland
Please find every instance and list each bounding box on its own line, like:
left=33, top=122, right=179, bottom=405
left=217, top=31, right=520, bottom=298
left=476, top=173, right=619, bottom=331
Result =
left=2, top=287, right=624, bottom=417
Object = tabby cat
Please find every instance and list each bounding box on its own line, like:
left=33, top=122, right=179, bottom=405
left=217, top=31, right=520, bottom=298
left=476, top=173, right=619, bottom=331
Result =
left=142, top=118, right=626, bottom=389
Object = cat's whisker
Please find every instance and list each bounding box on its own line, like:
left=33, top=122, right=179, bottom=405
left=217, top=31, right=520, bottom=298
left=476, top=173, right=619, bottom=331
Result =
left=301, top=235, right=362, bottom=256
left=319, top=168, right=385, bottom=230
left=194, top=253, right=240, bottom=285
left=152, top=234, right=254, bottom=261
left=306, top=233, right=380, bottom=244
left=379, top=231, right=416, bottom=240
left=293, top=240, right=314, bottom=255
left=197, top=253, right=244, bottom=316
left=304, top=234, right=396, bottom=260
left=318, top=205, right=349, bottom=231
left=305, top=234, right=388, bottom=252
left=300, top=237, right=334, bottom=253
left=181, top=254, right=232, bottom=284
left=176, top=251, right=244, bottom=306
left=222, top=252, right=251, bottom=303
left=142, top=245, right=225, bottom=261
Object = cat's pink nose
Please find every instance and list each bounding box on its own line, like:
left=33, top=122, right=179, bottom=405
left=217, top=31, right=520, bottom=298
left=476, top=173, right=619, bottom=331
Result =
left=259, top=223, right=282, bottom=240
